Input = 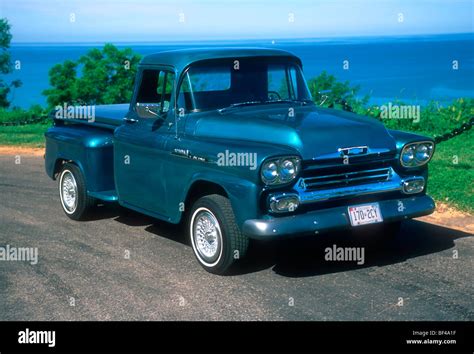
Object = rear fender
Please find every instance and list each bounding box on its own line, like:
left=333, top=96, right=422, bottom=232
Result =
left=44, top=125, right=115, bottom=192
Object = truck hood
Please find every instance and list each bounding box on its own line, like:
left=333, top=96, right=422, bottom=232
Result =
left=189, top=105, right=397, bottom=160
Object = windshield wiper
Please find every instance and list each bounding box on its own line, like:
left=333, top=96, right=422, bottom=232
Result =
left=217, top=99, right=314, bottom=113
left=218, top=101, right=264, bottom=113
left=264, top=99, right=313, bottom=105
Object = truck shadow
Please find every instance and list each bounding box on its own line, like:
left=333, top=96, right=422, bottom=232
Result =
left=92, top=205, right=471, bottom=277
left=235, top=220, right=472, bottom=277
left=111, top=206, right=188, bottom=244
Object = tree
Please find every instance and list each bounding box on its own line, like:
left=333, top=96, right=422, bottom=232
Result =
left=0, top=18, right=22, bottom=108
left=307, top=71, right=369, bottom=114
left=43, top=43, right=142, bottom=108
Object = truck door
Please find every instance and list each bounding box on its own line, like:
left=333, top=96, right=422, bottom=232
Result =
left=114, top=68, right=176, bottom=219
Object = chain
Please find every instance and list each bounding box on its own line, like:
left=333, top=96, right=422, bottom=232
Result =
left=0, top=115, right=49, bottom=126
left=433, top=117, right=473, bottom=144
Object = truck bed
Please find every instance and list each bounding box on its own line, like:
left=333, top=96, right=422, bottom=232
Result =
left=52, top=103, right=129, bottom=130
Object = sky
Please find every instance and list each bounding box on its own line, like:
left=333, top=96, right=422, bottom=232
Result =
left=1, top=0, right=473, bottom=43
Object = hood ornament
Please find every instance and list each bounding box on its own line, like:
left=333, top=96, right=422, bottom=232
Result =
left=338, top=146, right=368, bottom=157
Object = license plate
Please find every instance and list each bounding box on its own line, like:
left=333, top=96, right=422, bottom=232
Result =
left=348, top=203, right=383, bottom=226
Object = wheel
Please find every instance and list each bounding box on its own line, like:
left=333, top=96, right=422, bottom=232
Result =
left=188, top=194, right=249, bottom=275
left=58, top=163, right=96, bottom=220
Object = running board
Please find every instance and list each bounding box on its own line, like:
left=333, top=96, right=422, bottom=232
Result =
left=88, top=190, right=119, bottom=202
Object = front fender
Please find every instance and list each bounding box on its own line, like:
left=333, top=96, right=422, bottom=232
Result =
left=388, top=129, right=435, bottom=150
left=177, top=171, right=260, bottom=229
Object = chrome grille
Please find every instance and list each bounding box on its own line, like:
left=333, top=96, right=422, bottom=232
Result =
left=297, top=167, right=392, bottom=191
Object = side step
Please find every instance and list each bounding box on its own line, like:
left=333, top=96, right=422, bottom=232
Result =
left=88, top=190, right=118, bottom=202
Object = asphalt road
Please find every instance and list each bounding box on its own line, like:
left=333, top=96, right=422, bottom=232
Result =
left=0, top=155, right=473, bottom=321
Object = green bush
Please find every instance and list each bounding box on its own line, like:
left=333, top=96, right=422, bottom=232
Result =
left=307, top=71, right=473, bottom=137
left=0, top=105, right=46, bottom=124
left=366, top=98, right=474, bottom=135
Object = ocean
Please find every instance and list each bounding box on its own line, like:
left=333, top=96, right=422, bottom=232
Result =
left=4, top=33, right=474, bottom=109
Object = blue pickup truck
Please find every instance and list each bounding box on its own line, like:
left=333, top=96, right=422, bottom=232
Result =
left=45, top=48, right=436, bottom=274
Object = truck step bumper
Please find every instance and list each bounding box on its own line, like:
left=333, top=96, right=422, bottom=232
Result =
left=242, top=195, right=435, bottom=240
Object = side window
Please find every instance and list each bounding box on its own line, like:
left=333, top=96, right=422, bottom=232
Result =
left=136, top=69, right=175, bottom=118
left=268, top=64, right=291, bottom=101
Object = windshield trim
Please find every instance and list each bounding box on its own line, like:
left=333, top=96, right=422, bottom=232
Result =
left=176, top=56, right=311, bottom=114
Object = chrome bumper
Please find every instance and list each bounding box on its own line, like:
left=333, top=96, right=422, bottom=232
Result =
left=243, top=195, right=435, bottom=240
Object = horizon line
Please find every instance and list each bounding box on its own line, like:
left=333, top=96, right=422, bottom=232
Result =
left=10, top=32, right=474, bottom=45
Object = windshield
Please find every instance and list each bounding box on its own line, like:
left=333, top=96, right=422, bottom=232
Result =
left=177, top=58, right=312, bottom=112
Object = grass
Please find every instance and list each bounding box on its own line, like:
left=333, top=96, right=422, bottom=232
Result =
left=0, top=122, right=50, bottom=147
left=427, top=130, right=473, bottom=213
left=0, top=119, right=471, bottom=213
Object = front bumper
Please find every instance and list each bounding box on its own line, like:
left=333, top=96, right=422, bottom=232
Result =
left=242, top=195, right=435, bottom=240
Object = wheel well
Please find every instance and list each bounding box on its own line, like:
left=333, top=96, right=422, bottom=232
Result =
left=184, top=181, right=228, bottom=211
left=53, top=159, right=74, bottom=179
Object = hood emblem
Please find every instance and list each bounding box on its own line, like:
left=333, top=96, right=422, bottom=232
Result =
left=338, top=146, right=368, bottom=157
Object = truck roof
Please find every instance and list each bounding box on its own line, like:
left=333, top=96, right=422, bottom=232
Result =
left=139, top=47, right=302, bottom=72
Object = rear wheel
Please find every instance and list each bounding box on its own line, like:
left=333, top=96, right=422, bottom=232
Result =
left=58, top=163, right=96, bottom=220
left=188, top=194, right=249, bottom=275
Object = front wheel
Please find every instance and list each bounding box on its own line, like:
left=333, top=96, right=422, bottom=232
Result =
left=188, top=194, right=249, bottom=275
left=58, top=163, right=96, bottom=220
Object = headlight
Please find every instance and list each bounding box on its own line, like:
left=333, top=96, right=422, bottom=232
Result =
left=280, top=159, right=297, bottom=182
left=415, top=144, right=430, bottom=162
left=262, top=161, right=278, bottom=183
left=261, top=156, right=301, bottom=185
left=400, top=142, right=434, bottom=167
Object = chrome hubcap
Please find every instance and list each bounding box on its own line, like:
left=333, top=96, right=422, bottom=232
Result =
left=193, top=209, right=222, bottom=263
left=60, top=171, right=77, bottom=213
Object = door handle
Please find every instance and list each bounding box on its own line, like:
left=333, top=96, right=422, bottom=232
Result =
left=123, top=117, right=138, bottom=123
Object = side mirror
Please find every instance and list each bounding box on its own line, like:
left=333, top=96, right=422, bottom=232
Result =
left=136, top=102, right=163, bottom=119
left=318, top=89, right=331, bottom=106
